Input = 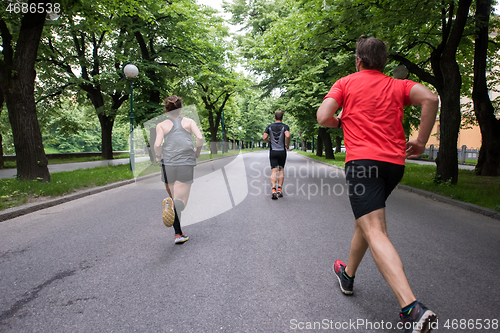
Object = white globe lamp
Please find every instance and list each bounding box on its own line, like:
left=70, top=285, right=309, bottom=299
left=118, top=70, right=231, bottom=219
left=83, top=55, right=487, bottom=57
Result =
left=393, top=64, right=408, bottom=79
left=123, top=63, right=139, bottom=79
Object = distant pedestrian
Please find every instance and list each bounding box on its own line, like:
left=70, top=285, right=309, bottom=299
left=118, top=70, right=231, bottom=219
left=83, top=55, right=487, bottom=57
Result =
left=154, top=95, right=204, bottom=244
left=317, top=36, right=439, bottom=332
left=263, top=110, right=290, bottom=200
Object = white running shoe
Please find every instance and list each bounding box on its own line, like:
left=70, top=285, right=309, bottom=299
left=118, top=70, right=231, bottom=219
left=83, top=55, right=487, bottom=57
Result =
left=175, top=234, right=189, bottom=244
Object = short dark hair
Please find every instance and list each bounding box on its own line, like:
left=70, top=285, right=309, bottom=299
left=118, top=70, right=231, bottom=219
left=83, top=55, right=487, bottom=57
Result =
left=275, top=110, right=284, bottom=121
left=164, top=95, right=182, bottom=114
left=356, top=36, right=387, bottom=71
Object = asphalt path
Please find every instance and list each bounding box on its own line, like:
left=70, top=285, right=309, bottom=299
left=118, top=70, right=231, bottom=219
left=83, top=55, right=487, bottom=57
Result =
left=0, top=151, right=499, bottom=332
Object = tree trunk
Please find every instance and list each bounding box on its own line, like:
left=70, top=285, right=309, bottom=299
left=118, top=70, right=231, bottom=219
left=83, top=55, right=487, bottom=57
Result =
left=435, top=83, right=460, bottom=184
left=392, top=0, right=472, bottom=184
left=98, top=113, right=115, bottom=159
left=210, top=131, right=218, bottom=155
left=109, top=91, right=129, bottom=158
left=200, top=86, right=231, bottom=156
left=316, top=133, right=323, bottom=157
left=223, top=134, right=229, bottom=153
left=206, top=106, right=220, bottom=155
left=472, top=0, right=500, bottom=176
left=0, top=89, right=4, bottom=168
left=84, top=88, right=116, bottom=159
left=318, top=127, right=334, bottom=159
left=434, top=0, right=472, bottom=185
left=334, top=135, right=342, bottom=153
left=0, top=2, right=51, bottom=181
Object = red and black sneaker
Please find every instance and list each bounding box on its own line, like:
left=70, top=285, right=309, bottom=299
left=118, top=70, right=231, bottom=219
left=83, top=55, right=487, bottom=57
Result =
left=333, top=259, right=354, bottom=295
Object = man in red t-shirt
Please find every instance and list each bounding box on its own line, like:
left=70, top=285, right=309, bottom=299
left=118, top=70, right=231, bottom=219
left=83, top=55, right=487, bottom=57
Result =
left=317, top=36, right=438, bottom=332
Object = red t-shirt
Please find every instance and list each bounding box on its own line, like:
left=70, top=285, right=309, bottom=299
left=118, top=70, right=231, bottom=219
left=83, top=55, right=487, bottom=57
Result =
left=324, top=70, right=418, bottom=165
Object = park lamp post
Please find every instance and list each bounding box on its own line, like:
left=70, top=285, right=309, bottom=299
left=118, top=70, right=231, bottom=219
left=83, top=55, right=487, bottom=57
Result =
left=123, top=63, right=139, bottom=171
left=238, top=126, right=242, bottom=151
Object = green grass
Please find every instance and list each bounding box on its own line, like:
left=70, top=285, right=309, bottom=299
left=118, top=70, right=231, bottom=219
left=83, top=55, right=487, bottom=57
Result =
left=0, top=149, right=260, bottom=211
left=297, top=151, right=500, bottom=211
left=400, top=163, right=500, bottom=211
left=1, top=161, right=16, bottom=169
left=44, top=147, right=60, bottom=154
left=297, top=150, right=347, bottom=168
left=0, top=164, right=135, bottom=211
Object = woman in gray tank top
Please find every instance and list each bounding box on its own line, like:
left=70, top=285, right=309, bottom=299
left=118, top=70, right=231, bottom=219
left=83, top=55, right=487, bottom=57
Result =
left=154, top=95, right=204, bottom=244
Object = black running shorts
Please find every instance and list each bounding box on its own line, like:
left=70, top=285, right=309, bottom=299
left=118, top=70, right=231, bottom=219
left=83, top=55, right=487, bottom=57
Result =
left=161, top=164, right=194, bottom=184
left=269, top=150, right=287, bottom=169
left=345, top=160, right=405, bottom=220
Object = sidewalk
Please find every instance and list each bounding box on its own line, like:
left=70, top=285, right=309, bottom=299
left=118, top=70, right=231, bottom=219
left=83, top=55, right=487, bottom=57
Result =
left=405, top=158, right=475, bottom=170
left=0, top=157, right=151, bottom=179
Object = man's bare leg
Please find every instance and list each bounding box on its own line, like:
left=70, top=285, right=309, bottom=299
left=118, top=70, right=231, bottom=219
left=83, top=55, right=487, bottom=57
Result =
left=271, top=168, right=278, bottom=188
left=277, top=167, right=284, bottom=188
left=345, top=220, right=369, bottom=278
left=345, top=208, right=416, bottom=308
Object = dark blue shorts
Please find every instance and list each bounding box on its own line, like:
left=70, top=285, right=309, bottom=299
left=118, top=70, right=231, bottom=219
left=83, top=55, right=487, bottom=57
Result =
left=345, top=160, right=405, bottom=220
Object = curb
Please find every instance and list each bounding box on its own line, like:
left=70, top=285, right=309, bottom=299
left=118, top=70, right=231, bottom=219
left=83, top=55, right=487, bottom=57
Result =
left=294, top=152, right=500, bottom=221
left=0, top=151, right=255, bottom=222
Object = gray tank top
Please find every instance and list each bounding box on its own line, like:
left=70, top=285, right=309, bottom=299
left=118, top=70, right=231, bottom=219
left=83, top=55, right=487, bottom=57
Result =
left=161, top=117, right=196, bottom=166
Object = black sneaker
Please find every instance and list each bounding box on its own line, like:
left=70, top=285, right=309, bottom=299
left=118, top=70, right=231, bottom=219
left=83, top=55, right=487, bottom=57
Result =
left=400, top=302, right=437, bottom=333
left=277, top=187, right=283, bottom=197
left=333, top=259, right=354, bottom=295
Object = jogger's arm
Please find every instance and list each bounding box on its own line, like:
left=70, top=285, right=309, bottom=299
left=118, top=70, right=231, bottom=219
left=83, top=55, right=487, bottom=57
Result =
left=317, top=98, right=341, bottom=128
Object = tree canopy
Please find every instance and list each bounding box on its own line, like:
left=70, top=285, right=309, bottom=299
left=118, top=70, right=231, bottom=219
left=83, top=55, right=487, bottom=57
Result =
left=228, top=0, right=500, bottom=180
